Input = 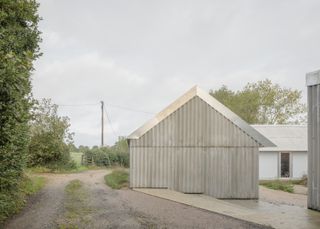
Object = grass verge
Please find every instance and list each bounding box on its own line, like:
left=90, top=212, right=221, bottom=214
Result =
left=260, top=180, right=294, bottom=193
left=57, top=180, right=92, bottom=228
left=0, top=175, right=46, bottom=224
left=27, top=165, right=101, bottom=174
left=104, top=169, right=129, bottom=189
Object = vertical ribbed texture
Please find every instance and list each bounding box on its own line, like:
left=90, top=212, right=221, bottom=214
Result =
left=130, top=96, right=260, bottom=198
left=308, top=84, right=320, bottom=210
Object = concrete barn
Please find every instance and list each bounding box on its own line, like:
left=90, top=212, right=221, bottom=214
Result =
left=307, top=69, right=320, bottom=211
left=128, top=86, right=274, bottom=199
left=252, top=125, right=307, bottom=180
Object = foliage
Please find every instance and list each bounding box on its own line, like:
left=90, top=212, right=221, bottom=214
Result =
left=210, top=79, right=306, bottom=124
left=83, top=137, right=129, bottom=167
left=0, top=174, right=45, bottom=224
left=0, top=0, right=41, bottom=217
left=27, top=99, right=74, bottom=167
left=260, top=180, right=294, bottom=193
left=104, top=169, right=129, bottom=189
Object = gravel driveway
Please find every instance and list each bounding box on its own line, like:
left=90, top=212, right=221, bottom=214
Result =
left=4, top=170, right=268, bottom=229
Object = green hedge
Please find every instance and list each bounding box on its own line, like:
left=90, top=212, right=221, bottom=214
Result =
left=83, top=147, right=129, bottom=168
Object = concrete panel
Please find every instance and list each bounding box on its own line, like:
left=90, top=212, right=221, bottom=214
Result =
left=307, top=71, right=320, bottom=210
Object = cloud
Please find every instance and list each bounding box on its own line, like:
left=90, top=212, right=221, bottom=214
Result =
left=33, top=0, right=320, bottom=146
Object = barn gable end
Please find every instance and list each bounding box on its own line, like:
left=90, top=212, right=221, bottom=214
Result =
left=128, top=86, right=274, bottom=199
left=130, top=96, right=259, bottom=148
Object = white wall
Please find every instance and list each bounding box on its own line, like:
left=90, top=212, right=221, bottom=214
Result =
left=259, top=152, right=278, bottom=179
left=292, top=152, right=307, bottom=179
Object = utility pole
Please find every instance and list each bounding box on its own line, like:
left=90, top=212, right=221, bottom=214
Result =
left=101, top=101, right=104, bottom=147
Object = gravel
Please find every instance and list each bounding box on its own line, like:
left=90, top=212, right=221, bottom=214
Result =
left=4, top=170, right=268, bottom=229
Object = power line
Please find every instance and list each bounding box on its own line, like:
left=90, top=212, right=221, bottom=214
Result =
left=57, top=103, right=99, bottom=107
left=104, top=103, right=155, bottom=115
left=103, top=106, right=118, bottom=137
left=56, top=102, right=155, bottom=115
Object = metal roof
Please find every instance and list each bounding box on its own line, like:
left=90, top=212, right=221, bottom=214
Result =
left=251, top=125, right=307, bottom=152
left=128, top=86, right=275, bottom=147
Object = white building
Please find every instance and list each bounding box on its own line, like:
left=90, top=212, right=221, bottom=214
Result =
left=252, top=125, right=307, bottom=180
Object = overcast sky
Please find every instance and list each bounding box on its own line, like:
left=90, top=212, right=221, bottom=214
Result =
left=32, top=0, right=320, bottom=146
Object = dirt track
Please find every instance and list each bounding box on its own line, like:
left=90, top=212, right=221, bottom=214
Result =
left=4, top=170, right=268, bottom=229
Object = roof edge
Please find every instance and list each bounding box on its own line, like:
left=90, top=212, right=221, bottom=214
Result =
left=127, top=86, right=198, bottom=139
left=128, top=85, right=276, bottom=147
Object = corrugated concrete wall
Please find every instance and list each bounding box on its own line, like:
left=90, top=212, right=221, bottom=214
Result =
left=307, top=70, right=320, bottom=211
left=129, top=96, right=260, bottom=199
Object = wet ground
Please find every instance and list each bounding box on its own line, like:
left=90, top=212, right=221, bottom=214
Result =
left=136, top=188, right=320, bottom=229
left=3, top=170, right=268, bottom=229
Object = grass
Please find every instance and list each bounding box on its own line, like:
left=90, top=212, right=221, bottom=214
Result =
left=22, top=175, right=46, bottom=195
left=57, top=179, right=92, bottom=228
left=104, top=169, right=129, bottom=189
left=27, top=165, right=101, bottom=174
left=0, top=174, right=46, bottom=224
left=260, top=180, right=294, bottom=193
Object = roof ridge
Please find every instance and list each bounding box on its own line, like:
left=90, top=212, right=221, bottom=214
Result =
left=128, top=85, right=275, bottom=147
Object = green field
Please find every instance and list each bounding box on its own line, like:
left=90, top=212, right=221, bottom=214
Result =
left=70, top=152, right=83, bottom=166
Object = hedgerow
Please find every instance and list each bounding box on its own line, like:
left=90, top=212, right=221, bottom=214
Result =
left=83, top=138, right=129, bottom=168
left=0, top=0, right=41, bottom=223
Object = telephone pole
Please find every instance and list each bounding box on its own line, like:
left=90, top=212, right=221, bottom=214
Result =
left=101, top=101, right=104, bottom=147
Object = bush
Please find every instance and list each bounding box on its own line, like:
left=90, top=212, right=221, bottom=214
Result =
left=0, top=175, right=45, bottom=224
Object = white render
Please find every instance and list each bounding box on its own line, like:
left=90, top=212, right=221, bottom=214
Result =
left=259, top=152, right=278, bottom=179
left=292, top=152, right=308, bottom=178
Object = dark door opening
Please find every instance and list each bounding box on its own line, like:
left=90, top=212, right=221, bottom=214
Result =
left=280, top=153, right=290, bottom=178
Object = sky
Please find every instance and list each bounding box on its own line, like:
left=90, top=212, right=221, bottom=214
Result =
left=32, top=0, right=320, bottom=147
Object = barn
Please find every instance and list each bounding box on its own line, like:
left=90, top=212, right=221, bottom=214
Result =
left=252, top=125, right=307, bottom=180
left=307, top=69, right=320, bottom=211
left=127, top=86, right=275, bottom=199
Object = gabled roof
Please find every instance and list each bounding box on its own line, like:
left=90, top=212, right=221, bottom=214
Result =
left=252, top=125, right=307, bottom=152
left=128, top=86, right=275, bottom=147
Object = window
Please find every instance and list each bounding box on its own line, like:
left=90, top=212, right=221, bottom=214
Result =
left=280, top=152, right=290, bottom=178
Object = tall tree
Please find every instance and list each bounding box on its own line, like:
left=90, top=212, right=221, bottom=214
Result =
left=28, top=99, right=74, bottom=167
left=0, top=0, right=41, bottom=193
left=210, top=79, right=306, bottom=124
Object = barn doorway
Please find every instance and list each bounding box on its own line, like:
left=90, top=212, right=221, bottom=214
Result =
left=280, top=152, right=290, bottom=178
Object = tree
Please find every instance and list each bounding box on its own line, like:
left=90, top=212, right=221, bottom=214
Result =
left=0, top=0, right=41, bottom=193
left=210, top=79, right=306, bottom=124
left=113, top=136, right=129, bottom=154
left=27, top=99, right=74, bottom=167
